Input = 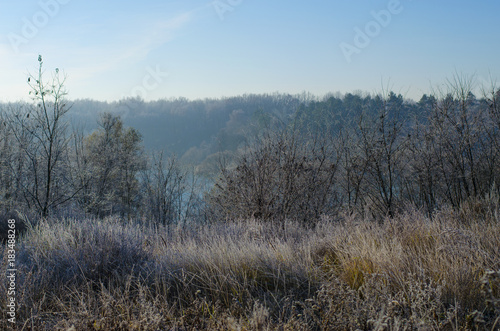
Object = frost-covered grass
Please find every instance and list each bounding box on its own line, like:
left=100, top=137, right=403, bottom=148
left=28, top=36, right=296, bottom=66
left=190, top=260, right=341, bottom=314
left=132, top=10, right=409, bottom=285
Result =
left=0, top=207, right=499, bottom=330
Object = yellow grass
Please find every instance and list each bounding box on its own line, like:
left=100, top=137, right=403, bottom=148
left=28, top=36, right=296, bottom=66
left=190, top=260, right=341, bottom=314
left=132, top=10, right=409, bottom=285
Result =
left=0, top=207, right=499, bottom=330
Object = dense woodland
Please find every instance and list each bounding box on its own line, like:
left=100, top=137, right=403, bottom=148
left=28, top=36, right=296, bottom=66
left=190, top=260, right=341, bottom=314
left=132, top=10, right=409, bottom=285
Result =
left=1, top=58, right=500, bottom=225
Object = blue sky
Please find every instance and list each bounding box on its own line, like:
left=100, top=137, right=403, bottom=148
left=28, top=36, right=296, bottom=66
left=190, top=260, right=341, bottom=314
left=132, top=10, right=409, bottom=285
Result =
left=1, top=0, right=499, bottom=102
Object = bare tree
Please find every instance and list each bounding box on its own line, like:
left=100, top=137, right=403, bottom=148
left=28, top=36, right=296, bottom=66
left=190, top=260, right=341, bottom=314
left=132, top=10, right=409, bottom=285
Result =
left=426, top=75, right=486, bottom=206
left=407, top=95, right=441, bottom=215
left=353, top=92, right=409, bottom=217
left=336, top=125, right=368, bottom=213
left=141, top=152, right=201, bottom=225
left=0, top=112, right=15, bottom=210
left=80, top=113, right=145, bottom=219
left=8, top=56, right=71, bottom=217
left=481, top=79, right=500, bottom=197
left=208, top=128, right=339, bottom=224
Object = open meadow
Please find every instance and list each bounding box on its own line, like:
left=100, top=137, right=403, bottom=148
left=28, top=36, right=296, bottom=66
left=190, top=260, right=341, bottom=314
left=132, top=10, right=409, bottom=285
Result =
left=1, top=203, right=499, bottom=330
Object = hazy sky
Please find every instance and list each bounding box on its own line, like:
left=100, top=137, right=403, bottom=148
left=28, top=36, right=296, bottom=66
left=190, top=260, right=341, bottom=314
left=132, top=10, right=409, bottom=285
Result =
left=1, top=0, right=499, bottom=102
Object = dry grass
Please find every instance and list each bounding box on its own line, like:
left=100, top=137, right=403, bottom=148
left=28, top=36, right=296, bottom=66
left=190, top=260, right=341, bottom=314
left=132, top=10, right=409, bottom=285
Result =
left=0, top=207, right=499, bottom=330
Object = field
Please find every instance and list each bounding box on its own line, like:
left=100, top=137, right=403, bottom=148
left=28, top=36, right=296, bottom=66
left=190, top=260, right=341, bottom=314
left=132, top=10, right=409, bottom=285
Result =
left=1, top=205, right=499, bottom=330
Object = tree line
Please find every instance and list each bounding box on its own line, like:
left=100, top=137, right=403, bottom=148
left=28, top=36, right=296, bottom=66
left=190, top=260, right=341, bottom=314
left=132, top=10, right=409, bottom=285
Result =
left=1, top=58, right=499, bottom=223
left=0, top=57, right=202, bottom=224
left=210, top=77, right=500, bottom=222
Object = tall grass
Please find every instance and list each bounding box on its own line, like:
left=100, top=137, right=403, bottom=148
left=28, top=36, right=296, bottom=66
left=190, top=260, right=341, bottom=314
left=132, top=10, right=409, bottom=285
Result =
left=0, top=207, right=499, bottom=330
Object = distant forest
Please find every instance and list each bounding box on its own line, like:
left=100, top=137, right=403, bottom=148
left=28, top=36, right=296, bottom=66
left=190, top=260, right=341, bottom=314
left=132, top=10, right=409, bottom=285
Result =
left=66, top=93, right=309, bottom=161
left=1, top=60, right=499, bottom=224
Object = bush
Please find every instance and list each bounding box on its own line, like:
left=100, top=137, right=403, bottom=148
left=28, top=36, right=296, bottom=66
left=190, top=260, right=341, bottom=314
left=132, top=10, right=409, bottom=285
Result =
left=207, top=130, right=339, bottom=224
